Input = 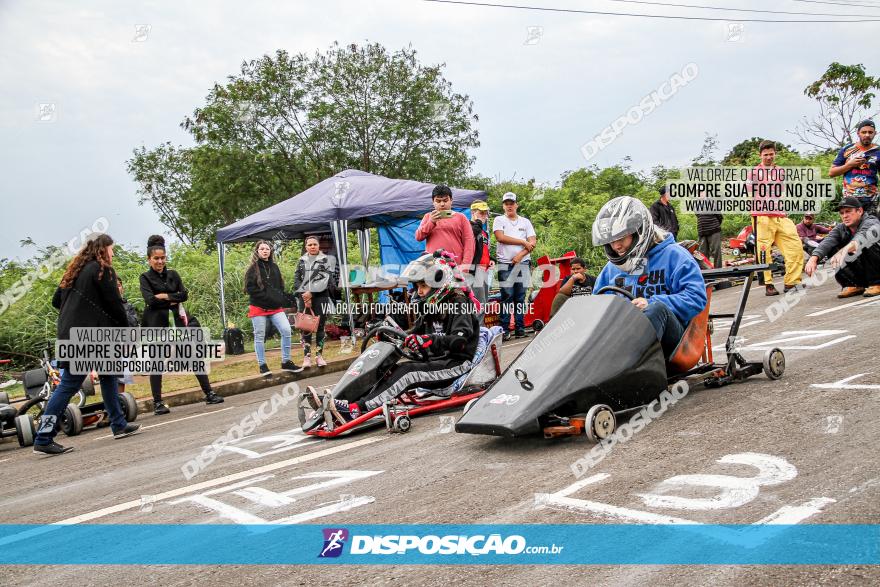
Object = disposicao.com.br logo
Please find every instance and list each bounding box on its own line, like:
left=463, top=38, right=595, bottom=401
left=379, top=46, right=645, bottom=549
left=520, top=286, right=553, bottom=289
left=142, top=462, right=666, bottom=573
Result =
left=319, top=528, right=563, bottom=558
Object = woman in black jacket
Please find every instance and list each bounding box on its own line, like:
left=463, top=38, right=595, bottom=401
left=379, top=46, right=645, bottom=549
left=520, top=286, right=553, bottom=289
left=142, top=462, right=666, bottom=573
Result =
left=139, top=235, right=223, bottom=414
left=35, top=234, right=140, bottom=455
left=292, top=236, right=339, bottom=368
left=245, top=240, right=301, bottom=375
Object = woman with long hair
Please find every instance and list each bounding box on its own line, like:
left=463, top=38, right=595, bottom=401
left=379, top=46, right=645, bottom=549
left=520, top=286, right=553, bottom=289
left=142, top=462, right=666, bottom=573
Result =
left=34, top=234, right=140, bottom=455
left=292, top=235, right=339, bottom=368
left=139, top=235, right=224, bottom=414
left=245, top=240, right=301, bottom=375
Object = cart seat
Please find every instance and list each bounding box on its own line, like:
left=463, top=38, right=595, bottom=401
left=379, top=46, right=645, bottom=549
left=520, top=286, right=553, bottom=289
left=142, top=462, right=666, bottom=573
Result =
left=22, top=368, right=48, bottom=400
left=666, top=286, right=712, bottom=375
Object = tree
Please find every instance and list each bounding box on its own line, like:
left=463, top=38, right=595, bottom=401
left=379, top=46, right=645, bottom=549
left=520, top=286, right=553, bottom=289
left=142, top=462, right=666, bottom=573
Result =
left=791, top=62, right=880, bottom=151
left=128, top=42, right=480, bottom=243
left=691, top=133, right=719, bottom=166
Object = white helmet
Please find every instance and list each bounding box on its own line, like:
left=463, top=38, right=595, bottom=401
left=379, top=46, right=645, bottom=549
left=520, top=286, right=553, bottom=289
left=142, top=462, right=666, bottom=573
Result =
left=399, top=251, right=455, bottom=289
left=592, top=196, right=654, bottom=272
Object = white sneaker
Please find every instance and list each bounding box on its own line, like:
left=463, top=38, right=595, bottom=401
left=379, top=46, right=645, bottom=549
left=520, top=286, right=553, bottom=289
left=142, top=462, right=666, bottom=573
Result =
left=302, top=355, right=312, bottom=368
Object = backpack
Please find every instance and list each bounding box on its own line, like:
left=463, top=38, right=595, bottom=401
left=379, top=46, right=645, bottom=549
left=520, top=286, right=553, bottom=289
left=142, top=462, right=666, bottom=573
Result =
left=224, top=327, right=245, bottom=355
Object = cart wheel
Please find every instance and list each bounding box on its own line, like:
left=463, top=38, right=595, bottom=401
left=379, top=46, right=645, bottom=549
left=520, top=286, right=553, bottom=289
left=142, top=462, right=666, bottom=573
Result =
left=119, top=392, right=138, bottom=422
left=763, top=348, right=785, bottom=380
left=463, top=398, right=479, bottom=415
left=80, top=376, right=95, bottom=396
left=532, top=319, right=545, bottom=333
left=584, top=404, right=616, bottom=443
left=72, top=390, right=87, bottom=408
left=0, top=391, right=10, bottom=406
left=15, top=414, right=35, bottom=447
left=62, top=404, right=83, bottom=436
left=392, top=414, right=411, bottom=433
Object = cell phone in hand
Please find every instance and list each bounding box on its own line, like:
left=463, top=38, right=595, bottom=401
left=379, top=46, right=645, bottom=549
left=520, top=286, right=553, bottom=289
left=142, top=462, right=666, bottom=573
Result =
left=437, top=210, right=453, bottom=219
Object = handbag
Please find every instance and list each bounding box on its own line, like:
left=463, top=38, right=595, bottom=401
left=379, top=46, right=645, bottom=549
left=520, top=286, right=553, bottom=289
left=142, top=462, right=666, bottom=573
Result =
left=293, top=307, right=320, bottom=333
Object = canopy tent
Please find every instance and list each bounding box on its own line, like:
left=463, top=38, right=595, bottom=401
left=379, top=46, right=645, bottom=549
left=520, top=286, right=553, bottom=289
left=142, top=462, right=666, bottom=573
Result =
left=215, top=169, right=487, bottom=334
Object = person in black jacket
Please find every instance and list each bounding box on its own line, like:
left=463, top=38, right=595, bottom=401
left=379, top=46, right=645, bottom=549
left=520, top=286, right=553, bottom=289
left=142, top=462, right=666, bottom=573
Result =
left=35, top=234, right=140, bottom=455
left=292, top=236, right=340, bottom=368
left=303, top=250, right=480, bottom=430
left=245, top=240, right=301, bottom=376
left=650, top=186, right=679, bottom=239
left=139, top=235, right=223, bottom=414
left=696, top=208, right=724, bottom=269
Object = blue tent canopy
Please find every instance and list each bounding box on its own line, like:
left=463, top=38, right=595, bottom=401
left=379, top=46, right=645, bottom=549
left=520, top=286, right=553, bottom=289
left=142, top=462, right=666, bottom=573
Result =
left=214, top=169, right=486, bottom=331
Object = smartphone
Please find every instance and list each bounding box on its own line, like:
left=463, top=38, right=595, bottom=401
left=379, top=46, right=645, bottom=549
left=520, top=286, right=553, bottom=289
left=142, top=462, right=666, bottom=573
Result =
left=437, top=210, right=453, bottom=219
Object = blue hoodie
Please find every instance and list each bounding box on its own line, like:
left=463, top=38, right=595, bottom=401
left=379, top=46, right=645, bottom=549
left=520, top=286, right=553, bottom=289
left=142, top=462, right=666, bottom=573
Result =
left=593, top=235, right=707, bottom=325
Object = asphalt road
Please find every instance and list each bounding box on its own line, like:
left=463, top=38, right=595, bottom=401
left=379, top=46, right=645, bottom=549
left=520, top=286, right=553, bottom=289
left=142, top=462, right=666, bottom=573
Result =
left=1, top=275, right=878, bottom=586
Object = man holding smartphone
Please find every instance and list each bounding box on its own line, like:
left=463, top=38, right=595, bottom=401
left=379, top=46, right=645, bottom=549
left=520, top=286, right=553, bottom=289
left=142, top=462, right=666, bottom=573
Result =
left=830, top=120, right=879, bottom=217
left=493, top=192, right=537, bottom=340
left=415, top=185, right=475, bottom=271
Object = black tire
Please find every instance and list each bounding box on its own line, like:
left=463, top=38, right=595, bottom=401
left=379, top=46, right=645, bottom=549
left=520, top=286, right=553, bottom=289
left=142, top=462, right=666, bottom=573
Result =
left=532, top=319, right=545, bottom=332
left=763, top=348, right=785, bottom=380
left=0, top=391, right=10, bottom=405
left=393, top=414, right=412, bottom=433
left=62, top=404, right=83, bottom=436
left=72, top=390, right=87, bottom=408
left=119, top=392, right=138, bottom=422
left=15, top=414, right=35, bottom=447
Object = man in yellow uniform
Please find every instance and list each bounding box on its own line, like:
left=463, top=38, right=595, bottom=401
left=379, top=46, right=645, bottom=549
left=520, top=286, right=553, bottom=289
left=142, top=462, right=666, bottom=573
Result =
left=750, top=140, right=804, bottom=296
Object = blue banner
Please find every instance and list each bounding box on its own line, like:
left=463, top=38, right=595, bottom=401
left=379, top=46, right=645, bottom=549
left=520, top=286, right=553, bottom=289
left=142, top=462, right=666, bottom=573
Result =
left=1, top=524, right=878, bottom=565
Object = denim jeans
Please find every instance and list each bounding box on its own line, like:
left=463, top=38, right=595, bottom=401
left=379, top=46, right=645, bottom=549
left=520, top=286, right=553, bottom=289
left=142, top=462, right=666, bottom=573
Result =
left=251, top=312, right=292, bottom=364
left=35, top=370, right=127, bottom=445
left=498, top=262, right=530, bottom=333
left=643, top=302, right=686, bottom=358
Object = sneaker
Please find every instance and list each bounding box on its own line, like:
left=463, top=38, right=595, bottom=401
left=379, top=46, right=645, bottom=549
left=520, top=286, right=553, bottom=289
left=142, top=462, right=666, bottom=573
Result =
left=33, top=442, right=74, bottom=456
left=783, top=284, right=803, bottom=293
left=302, top=355, right=312, bottom=369
left=329, top=399, right=359, bottom=423
left=154, top=402, right=170, bottom=415
left=316, top=354, right=327, bottom=367
left=838, top=286, right=865, bottom=299
left=281, top=360, right=304, bottom=373
left=205, top=392, right=224, bottom=405
left=502, top=331, right=512, bottom=342
left=113, top=423, right=140, bottom=439
left=864, top=285, right=880, bottom=297
left=765, top=284, right=780, bottom=297
left=515, top=330, right=528, bottom=339
left=259, top=363, right=271, bottom=377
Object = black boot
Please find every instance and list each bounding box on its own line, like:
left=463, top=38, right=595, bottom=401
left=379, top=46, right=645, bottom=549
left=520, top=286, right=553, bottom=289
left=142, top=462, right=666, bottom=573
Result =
left=154, top=402, right=170, bottom=415
left=205, top=391, right=224, bottom=404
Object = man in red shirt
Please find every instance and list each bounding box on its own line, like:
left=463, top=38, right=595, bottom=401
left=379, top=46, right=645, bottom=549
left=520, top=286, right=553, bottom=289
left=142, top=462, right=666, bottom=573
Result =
left=415, top=185, right=475, bottom=270
left=750, top=140, right=804, bottom=296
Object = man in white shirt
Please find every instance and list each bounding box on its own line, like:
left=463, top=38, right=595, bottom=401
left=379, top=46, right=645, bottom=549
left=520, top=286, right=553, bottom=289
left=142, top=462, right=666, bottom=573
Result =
left=493, top=192, right=537, bottom=340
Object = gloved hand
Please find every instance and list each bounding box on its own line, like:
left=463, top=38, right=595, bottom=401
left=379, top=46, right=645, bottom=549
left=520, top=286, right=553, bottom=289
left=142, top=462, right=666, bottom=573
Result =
left=404, top=333, right=436, bottom=355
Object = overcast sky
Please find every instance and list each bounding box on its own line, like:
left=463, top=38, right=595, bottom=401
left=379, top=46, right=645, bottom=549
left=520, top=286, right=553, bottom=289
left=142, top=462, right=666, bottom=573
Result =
left=2, top=0, right=878, bottom=259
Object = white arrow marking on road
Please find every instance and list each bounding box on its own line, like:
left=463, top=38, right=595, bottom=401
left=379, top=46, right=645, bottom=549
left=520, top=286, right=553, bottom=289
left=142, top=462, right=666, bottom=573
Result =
left=807, top=297, right=878, bottom=317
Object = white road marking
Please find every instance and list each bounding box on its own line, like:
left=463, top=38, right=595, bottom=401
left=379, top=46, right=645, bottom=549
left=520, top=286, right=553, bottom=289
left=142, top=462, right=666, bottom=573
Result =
left=806, top=297, right=877, bottom=317
left=745, top=330, right=855, bottom=351
left=93, top=407, right=235, bottom=440
left=812, top=373, right=880, bottom=390
left=753, top=497, right=837, bottom=525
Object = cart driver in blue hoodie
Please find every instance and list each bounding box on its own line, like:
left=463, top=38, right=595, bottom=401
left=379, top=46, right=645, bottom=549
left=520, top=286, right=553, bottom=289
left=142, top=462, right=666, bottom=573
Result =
left=592, top=196, right=707, bottom=358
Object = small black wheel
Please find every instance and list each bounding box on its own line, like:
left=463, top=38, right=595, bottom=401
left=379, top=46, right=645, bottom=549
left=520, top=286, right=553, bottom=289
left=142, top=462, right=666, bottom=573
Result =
left=585, top=404, right=616, bottom=443
left=15, top=414, right=35, bottom=447
left=62, top=404, right=83, bottom=436
left=119, top=392, right=139, bottom=422
left=532, top=319, right=545, bottom=332
left=393, top=414, right=412, bottom=433
left=763, top=348, right=785, bottom=380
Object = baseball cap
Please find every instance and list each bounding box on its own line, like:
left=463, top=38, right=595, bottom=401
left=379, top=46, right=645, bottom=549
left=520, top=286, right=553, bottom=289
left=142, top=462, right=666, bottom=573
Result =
left=837, top=196, right=863, bottom=210
left=659, top=186, right=667, bottom=196
left=470, top=200, right=489, bottom=211
left=502, top=192, right=517, bottom=202
left=856, top=119, right=875, bottom=131
left=803, top=213, right=815, bottom=219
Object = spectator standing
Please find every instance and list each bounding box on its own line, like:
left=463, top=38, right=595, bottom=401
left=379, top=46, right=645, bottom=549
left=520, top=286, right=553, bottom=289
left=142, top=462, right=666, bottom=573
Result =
left=750, top=140, right=804, bottom=296
left=245, top=240, right=301, bottom=376
left=415, top=185, right=475, bottom=269
left=696, top=209, right=724, bottom=269
left=493, top=192, right=536, bottom=340
left=796, top=214, right=831, bottom=255
left=650, top=186, right=679, bottom=239
left=469, top=200, right=493, bottom=308
left=140, top=236, right=224, bottom=414
left=829, top=120, right=880, bottom=217
left=36, top=234, right=139, bottom=455
left=805, top=197, right=880, bottom=298
left=293, top=235, right=340, bottom=368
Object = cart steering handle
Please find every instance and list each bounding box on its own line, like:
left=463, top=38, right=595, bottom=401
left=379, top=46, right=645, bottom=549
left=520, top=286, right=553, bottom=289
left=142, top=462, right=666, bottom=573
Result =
left=594, top=285, right=636, bottom=300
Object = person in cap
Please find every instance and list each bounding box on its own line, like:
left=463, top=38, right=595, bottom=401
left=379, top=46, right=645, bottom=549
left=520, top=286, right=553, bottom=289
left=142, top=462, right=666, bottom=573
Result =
left=301, top=250, right=481, bottom=430
left=650, top=186, right=679, bottom=239
left=493, top=192, right=537, bottom=340
left=749, top=140, right=804, bottom=296
left=592, top=196, right=707, bottom=358
left=804, top=196, right=880, bottom=298
left=415, top=185, right=475, bottom=270
left=469, top=200, right=493, bottom=309
left=796, top=213, right=831, bottom=256
left=830, top=120, right=880, bottom=217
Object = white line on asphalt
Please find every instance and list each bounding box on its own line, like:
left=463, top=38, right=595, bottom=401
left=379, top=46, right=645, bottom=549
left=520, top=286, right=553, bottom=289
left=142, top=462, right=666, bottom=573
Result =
left=806, top=297, right=877, bottom=317
left=752, top=497, right=837, bottom=524
left=93, top=407, right=235, bottom=440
